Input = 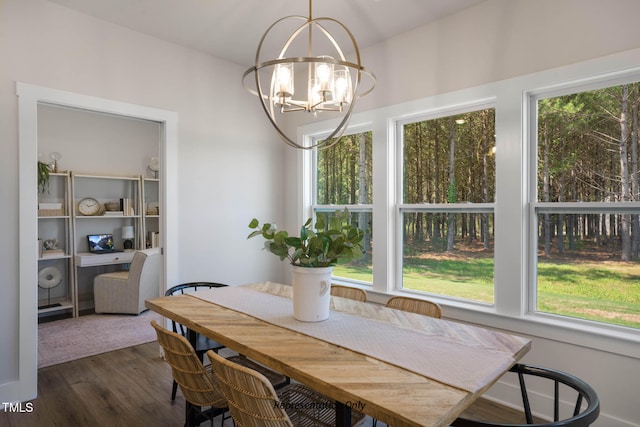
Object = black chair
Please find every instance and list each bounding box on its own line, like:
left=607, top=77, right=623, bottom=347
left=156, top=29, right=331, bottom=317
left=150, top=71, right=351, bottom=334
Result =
left=164, top=282, right=288, bottom=401
left=451, top=364, right=600, bottom=427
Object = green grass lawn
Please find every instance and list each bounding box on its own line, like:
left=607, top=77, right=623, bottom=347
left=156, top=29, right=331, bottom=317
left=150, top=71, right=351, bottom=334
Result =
left=334, top=254, right=640, bottom=329
left=537, top=261, right=640, bottom=328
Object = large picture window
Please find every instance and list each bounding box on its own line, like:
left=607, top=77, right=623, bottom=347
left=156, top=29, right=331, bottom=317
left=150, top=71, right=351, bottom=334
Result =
left=314, top=130, right=373, bottom=283
left=533, top=82, right=640, bottom=329
left=400, top=108, right=496, bottom=303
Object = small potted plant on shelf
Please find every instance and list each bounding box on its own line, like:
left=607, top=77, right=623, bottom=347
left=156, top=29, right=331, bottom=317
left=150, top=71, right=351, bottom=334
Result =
left=248, top=208, right=364, bottom=322
left=37, top=161, right=51, bottom=193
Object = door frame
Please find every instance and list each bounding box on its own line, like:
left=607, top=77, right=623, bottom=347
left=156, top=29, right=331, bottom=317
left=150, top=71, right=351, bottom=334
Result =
left=15, top=82, right=178, bottom=401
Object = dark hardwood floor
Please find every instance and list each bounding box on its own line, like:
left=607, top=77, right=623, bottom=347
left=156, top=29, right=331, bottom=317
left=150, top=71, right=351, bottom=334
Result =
left=1, top=341, right=528, bottom=426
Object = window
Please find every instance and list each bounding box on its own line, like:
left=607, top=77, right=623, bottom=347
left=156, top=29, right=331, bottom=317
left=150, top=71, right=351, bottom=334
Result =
left=302, top=50, right=640, bottom=346
left=399, top=108, right=496, bottom=303
left=314, top=130, right=373, bottom=283
left=532, top=82, right=640, bottom=329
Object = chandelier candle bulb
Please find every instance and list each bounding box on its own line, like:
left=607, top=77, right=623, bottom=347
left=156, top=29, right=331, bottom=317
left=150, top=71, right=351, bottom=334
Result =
left=334, top=68, right=352, bottom=105
left=275, top=63, right=294, bottom=98
left=315, top=58, right=334, bottom=95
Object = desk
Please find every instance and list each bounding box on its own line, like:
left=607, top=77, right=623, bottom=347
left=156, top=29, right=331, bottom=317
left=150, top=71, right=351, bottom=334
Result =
left=74, top=251, right=136, bottom=312
left=145, top=282, right=530, bottom=427
left=75, top=251, right=135, bottom=267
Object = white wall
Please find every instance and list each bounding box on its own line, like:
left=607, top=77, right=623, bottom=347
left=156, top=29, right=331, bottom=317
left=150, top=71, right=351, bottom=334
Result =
left=2, top=0, right=639, bottom=425
left=38, top=104, right=160, bottom=177
left=0, top=0, right=285, bottom=397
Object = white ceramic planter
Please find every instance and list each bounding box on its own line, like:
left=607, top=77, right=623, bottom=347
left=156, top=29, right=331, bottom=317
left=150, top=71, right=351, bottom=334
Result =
left=291, top=265, right=333, bottom=322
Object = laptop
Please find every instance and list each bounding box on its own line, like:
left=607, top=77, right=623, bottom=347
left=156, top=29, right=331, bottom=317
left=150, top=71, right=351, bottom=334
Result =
left=87, top=233, right=123, bottom=254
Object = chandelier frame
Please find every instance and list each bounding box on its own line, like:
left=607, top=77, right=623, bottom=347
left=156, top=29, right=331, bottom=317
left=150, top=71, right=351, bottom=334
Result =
left=242, top=4, right=375, bottom=150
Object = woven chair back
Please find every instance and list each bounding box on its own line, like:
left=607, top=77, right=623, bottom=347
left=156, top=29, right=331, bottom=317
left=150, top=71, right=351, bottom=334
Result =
left=385, top=296, right=442, bottom=318
left=330, top=284, right=367, bottom=302
left=207, top=349, right=294, bottom=427
left=151, top=320, right=226, bottom=408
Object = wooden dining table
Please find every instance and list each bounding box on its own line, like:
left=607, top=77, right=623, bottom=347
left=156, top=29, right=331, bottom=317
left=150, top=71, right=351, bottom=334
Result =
left=145, top=282, right=530, bottom=427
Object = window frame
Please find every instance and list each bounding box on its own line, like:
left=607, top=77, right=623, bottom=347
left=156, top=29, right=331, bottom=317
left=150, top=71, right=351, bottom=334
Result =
left=309, top=125, right=375, bottom=287
left=528, top=75, right=640, bottom=330
left=395, top=103, right=497, bottom=303
left=299, top=49, right=640, bottom=359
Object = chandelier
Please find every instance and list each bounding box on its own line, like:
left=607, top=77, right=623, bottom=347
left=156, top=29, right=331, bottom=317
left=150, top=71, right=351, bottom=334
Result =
left=242, top=0, right=375, bottom=149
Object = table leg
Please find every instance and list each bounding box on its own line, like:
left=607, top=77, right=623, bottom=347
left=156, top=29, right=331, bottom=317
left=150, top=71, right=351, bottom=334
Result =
left=187, top=328, right=198, bottom=353
left=185, top=328, right=200, bottom=427
left=335, top=401, right=351, bottom=427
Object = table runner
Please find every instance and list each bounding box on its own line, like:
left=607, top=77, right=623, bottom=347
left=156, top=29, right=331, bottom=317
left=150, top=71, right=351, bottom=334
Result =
left=190, top=283, right=517, bottom=393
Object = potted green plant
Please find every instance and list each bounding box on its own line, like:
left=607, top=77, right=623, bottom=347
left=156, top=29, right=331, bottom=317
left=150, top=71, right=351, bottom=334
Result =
left=38, top=161, right=51, bottom=193
left=248, top=208, right=364, bottom=321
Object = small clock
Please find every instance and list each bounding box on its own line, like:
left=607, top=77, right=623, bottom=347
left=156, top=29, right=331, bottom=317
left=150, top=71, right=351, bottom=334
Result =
left=78, top=197, right=101, bottom=216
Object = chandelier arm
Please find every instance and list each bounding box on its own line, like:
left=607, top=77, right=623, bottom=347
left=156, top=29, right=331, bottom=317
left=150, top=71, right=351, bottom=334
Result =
left=253, top=56, right=331, bottom=150
left=254, top=61, right=284, bottom=140
left=310, top=19, right=351, bottom=63
left=242, top=66, right=260, bottom=97
left=255, top=57, right=359, bottom=70
left=255, top=66, right=311, bottom=150
left=280, top=105, right=308, bottom=113
left=356, top=67, right=376, bottom=98
left=276, top=20, right=313, bottom=61
left=254, top=15, right=307, bottom=65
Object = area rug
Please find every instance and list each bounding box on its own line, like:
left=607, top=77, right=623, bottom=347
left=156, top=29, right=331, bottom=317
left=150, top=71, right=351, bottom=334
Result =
left=38, top=310, right=161, bottom=368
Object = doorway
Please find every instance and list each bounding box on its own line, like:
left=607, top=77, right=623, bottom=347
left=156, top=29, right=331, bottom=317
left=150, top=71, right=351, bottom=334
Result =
left=17, top=82, right=178, bottom=402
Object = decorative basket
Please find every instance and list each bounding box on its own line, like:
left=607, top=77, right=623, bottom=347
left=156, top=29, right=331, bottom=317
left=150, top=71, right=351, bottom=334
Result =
left=104, top=202, right=120, bottom=211
left=38, top=209, right=65, bottom=216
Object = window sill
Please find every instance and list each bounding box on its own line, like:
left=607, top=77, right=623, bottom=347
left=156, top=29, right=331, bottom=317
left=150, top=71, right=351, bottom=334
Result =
left=366, top=289, right=640, bottom=360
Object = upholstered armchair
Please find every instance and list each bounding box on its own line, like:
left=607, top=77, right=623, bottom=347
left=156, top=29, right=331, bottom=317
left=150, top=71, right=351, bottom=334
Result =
left=93, top=248, right=162, bottom=315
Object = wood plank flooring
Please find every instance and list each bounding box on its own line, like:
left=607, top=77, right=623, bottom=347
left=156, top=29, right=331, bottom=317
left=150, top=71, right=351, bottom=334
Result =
left=0, top=342, right=528, bottom=426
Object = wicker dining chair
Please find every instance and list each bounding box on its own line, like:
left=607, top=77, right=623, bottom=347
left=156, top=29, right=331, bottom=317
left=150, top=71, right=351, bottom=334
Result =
left=165, top=282, right=227, bottom=400
left=385, top=295, right=442, bottom=318
left=207, top=349, right=366, bottom=427
left=165, top=282, right=289, bottom=401
left=151, top=320, right=229, bottom=427
left=330, top=284, right=367, bottom=302
left=164, top=282, right=227, bottom=401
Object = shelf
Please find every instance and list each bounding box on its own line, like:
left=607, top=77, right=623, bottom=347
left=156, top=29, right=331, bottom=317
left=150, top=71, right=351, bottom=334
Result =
left=142, top=177, right=159, bottom=251
left=73, top=173, right=140, bottom=181
left=37, top=171, right=160, bottom=317
left=38, top=299, right=73, bottom=314
left=38, top=172, right=74, bottom=317
left=39, top=254, right=71, bottom=261
left=75, top=215, right=141, bottom=219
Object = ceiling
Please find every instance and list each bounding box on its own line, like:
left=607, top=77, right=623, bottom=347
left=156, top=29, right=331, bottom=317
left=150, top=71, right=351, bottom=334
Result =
left=47, top=0, right=484, bottom=67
